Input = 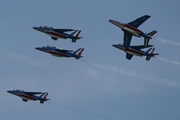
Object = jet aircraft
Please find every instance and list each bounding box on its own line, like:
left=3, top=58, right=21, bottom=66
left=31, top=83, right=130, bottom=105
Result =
left=7, top=89, right=50, bottom=104
left=109, top=15, right=157, bottom=48
left=112, top=44, right=159, bottom=61
left=33, top=26, right=82, bottom=42
left=35, top=46, right=84, bottom=59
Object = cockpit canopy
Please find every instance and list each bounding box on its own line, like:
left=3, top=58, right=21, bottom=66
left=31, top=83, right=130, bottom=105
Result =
left=42, top=46, right=56, bottom=49
left=15, top=89, right=24, bottom=92
left=39, top=26, right=53, bottom=29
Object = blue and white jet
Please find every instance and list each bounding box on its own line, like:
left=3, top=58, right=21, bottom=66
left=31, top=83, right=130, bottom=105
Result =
left=33, top=26, right=82, bottom=42
left=35, top=46, right=84, bottom=59
left=109, top=15, right=157, bottom=48
left=112, top=44, right=159, bottom=61
left=7, top=89, right=50, bottom=104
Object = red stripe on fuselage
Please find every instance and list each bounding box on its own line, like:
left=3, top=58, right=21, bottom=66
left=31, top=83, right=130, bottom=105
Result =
left=127, top=48, right=144, bottom=55
left=18, top=94, right=37, bottom=100
left=45, top=31, right=68, bottom=38
left=37, top=29, right=46, bottom=33
left=115, top=46, right=144, bottom=55
left=124, top=24, right=143, bottom=33
left=48, top=51, right=71, bottom=57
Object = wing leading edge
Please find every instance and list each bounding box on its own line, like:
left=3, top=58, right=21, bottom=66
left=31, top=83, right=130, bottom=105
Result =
left=128, top=15, right=151, bottom=28
left=24, top=92, right=43, bottom=95
left=53, top=29, right=74, bottom=33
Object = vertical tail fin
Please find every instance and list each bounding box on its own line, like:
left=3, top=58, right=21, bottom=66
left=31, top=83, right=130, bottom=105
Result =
left=73, top=47, right=84, bottom=59
left=144, top=30, right=157, bottom=47
left=39, top=92, right=49, bottom=104
left=71, top=29, right=82, bottom=42
left=146, top=47, right=159, bottom=61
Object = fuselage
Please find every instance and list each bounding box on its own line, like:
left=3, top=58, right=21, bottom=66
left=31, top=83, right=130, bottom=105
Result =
left=48, top=50, right=71, bottom=58
left=7, top=90, right=39, bottom=101
left=18, top=93, right=37, bottom=101
left=35, top=46, right=77, bottom=58
left=112, top=44, right=145, bottom=56
left=45, top=30, right=70, bottom=39
left=33, top=27, right=70, bottom=39
left=109, top=19, right=144, bottom=37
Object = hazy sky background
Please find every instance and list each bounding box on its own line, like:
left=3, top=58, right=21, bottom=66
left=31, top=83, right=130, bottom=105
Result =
left=1, top=0, right=180, bottom=120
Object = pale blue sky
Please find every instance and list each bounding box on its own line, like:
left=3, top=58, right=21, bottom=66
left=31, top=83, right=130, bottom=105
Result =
left=1, top=0, right=180, bottom=120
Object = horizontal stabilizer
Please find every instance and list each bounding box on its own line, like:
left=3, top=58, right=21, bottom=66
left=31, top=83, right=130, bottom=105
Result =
left=147, top=30, right=157, bottom=36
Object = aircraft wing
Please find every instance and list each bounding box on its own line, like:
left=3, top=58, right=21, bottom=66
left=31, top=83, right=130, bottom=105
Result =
left=53, top=29, right=74, bottom=33
left=126, top=53, right=133, bottom=60
left=131, top=45, right=153, bottom=50
left=57, top=49, right=74, bottom=53
left=128, top=15, right=150, bottom=28
left=25, top=92, right=43, bottom=95
left=123, top=32, right=132, bottom=48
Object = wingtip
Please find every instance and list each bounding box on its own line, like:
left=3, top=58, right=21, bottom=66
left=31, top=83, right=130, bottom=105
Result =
left=145, top=15, right=151, bottom=17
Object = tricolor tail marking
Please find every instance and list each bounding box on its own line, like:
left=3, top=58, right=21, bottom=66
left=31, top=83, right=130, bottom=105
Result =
left=75, top=47, right=84, bottom=56
left=71, top=29, right=81, bottom=38
left=150, top=47, right=155, bottom=54
left=146, top=47, right=157, bottom=61
left=40, top=92, right=48, bottom=99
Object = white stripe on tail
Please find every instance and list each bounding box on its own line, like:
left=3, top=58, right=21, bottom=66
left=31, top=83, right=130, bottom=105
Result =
left=74, top=47, right=84, bottom=56
left=39, top=92, right=49, bottom=104
left=72, top=29, right=81, bottom=38
left=144, top=30, right=157, bottom=47
left=71, top=29, right=82, bottom=42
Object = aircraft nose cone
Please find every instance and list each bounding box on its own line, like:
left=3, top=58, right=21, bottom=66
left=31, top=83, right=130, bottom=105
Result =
left=7, top=90, right=12, bottom=94
left=33, top=27, right=43, bottom=31
left=35, top=47, right=46, bottom=52
left=35, top=47, right=41, bottom=51
left=109, top=19, right=113, bottom=23
left=109, top=19, right=123, bottom=25
left=33, top=27, right=46, bottom=33
left=112, top=44, right=117, bottom=47
left=109, top=19, right=118, bottom=23
left=33, top=27, right=39, bottom=30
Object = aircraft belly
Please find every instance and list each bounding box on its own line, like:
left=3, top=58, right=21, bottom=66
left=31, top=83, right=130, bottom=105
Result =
left=110, top=21, right=124, bottom=28
left=51, top=54, right=62, bottom=57
left=126, top=51, right=141, bottom=56
left=123, top=27, right=140, bottom=37
left=19, top=95, right=36, bottom=101
left=50, top=52, right=70, bottom=58
left=48, top=34, right=65, bottom=39
left=110, top=22, right=140, bottom=37
left=114, top=46, right=142, bottom=57
left=46, top=31, right=68, bottom=39
left=114, top=46, right=125, bottom=51
left=20, top=97, right=36, bottom=101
